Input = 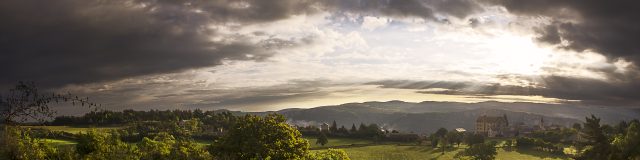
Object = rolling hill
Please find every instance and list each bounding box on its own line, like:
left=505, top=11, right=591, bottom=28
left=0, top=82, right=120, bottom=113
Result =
left=251, top=101, right=639, bottom=133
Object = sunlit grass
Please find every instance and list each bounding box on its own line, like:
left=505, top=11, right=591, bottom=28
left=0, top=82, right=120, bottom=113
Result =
left=303, top=136, right=374, bottom=149
left=311, top=139, right=571, bottom=160
left=336, top=145, right=438, bottom=160
left=22, top=126, right=123, bottom=134
left=43, top=138, right=77, bottom=146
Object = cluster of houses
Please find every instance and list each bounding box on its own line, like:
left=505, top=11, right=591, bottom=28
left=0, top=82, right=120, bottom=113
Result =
left=296, top=114, right=567, bottom=140
left=474, top=114, right=563, bottom=137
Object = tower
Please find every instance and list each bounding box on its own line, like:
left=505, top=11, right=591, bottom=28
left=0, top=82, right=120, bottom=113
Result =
left=503, top=114, right=509, bottom=127
left=539, top=116, right=545, bottom=130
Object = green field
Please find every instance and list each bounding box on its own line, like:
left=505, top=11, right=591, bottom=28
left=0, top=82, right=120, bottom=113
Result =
left=22, top=126, right=123, bottom=134
left=313, top=145, right=569, bottom=160
left=43, top=138, right=77, bottom=146
left=304, top=136, right=374, bottom=149
left=37, top=137, right=571, bottom=159
left=308, top=137, right=571, bottom=160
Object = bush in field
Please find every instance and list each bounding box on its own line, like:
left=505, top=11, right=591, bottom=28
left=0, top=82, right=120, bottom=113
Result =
left=611, top=121, right=640, bottom=159
left=138, top=132, right=211, bottom=160
left=317, top=132, right=329, bottom=146
left=516, top=137, right=565, bottom=155
left=306, top=149, right=351, bottom=160
left=138, top=133, right=174, bottom=160
left=0, top=126, right=59, bottom=160
left=76, top=130, right=140, bottom=160
left=504, top=140, right=513, bottom=151
left=464, top=133, right=485, bottom=145
left=169, top=140, right=212, bottom=160
left=209, top=114, right=309, bottom=159
left=455, top=142, right=497, bottom=160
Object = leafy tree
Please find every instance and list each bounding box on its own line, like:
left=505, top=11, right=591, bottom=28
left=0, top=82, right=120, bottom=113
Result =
left=305, top=148, right=350, bottom=160
left=446, top=131, right=462, bottom=147
left=455, top=142, right=497, bottom=160
left=614, top=121, right=628, bottom=135
left=169, top=140, right=211, bottom=160
left=358, top=123, right=367, bottom=134
left=76, top=130, right=140, bottom=160
left=350, top=124, right=357, bottom=133
left=515, top=137, right=533, bottom=149
left=435, top=128, right=448, bottom=138
left=338, top=125, right=349, bottom=134
left=430, top=134, right=439, bottom=148
left=529, top=130, right=571, bottom=144
left=573, top=122, right=582, bottom=131
left=580, top=115, right=611, bottom=160
left=464, top=133, right=485, bottom=145
left=439, top=137, right=449, bottom=154
left=611, top=121, right=640, bottom=159
left=209, top=114, right=309, bottom=159
left=175, top=118, right=202, bottom=138
left=0, top=126, right=59, bottom=160
left=0, top=82, right=96, bottom=125
left=317, top=132, right=329, bottom=146
left=330, top=120, right=338, bottom=133
left=138, top=132, right=174, bottom=160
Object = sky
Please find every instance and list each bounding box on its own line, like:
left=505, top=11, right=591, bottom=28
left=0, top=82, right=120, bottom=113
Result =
left=1, top=0, right=640, bottom=113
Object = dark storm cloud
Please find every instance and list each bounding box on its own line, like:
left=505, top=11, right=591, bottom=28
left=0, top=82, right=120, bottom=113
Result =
left=324, top=0, right=482, bottom=20
left=429, top=0, right=483, bottom=19
left=149, top=0, right=322, bottom=24
left=539, top=75, right=640, bottom=106
left=482, top=0, right=640, bottom=66
left=325, top=0, right=437, bottom=19
left=0, top=0, right=489, bottom=89
left=0, top=0, right=304, bottom=88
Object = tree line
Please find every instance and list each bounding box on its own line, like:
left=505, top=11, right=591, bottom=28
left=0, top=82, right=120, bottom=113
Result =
left=301, top=120, right=420, bottom=143
left=50, top=109, right=226, bottom=126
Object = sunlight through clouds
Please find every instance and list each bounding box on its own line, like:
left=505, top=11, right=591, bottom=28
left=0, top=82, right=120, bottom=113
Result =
left=21, top=1, right=637, bottom=111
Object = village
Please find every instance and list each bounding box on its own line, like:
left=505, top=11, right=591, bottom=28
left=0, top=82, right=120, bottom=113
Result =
left=296, top=114, right=580, bottom=145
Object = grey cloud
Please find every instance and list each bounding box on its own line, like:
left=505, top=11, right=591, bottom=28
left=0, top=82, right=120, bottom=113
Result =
left=158, top=80, right=336, bottom=111
left=469, top=18, right=481, bottom=27
left=324, top=0, right=482, bottom=20
left=327, top=0, right=436, bottom=19
left=150, top=0, right=323, bottom=24
left=429, top=0, right=483, bottom=19
left=0, top=0, right=292, bottom=89
left=539, top=75, right=640, bottom=106
left=369, top=75, right=640, bottom=107
left=366, top=80, right=470, bottom=90
left=535, top=23, right=562, bottom=45
left=482, top=0, right=640, bottom=67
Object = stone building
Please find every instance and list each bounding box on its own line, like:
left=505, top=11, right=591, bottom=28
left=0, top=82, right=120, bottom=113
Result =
left=320, top=123, right=330, bottom=132
left=476, top=114, right=509, bottom=137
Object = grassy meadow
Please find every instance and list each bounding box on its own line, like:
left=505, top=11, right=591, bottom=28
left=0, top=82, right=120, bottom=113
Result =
left=304, top=136, right=375, bottom=149
left=308, top=138, right=571, bottom=160
left=43, top=138, right=77, bottom=146
left=312, top=145, right=570, bottom=160
left=25, top=126, right=571, bottom=159
left=22, top=125, right=123, bottom=134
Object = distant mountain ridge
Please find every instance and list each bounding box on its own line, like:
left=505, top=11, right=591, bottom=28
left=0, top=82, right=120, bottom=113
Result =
left=247, top=101, right=639, bottom=133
